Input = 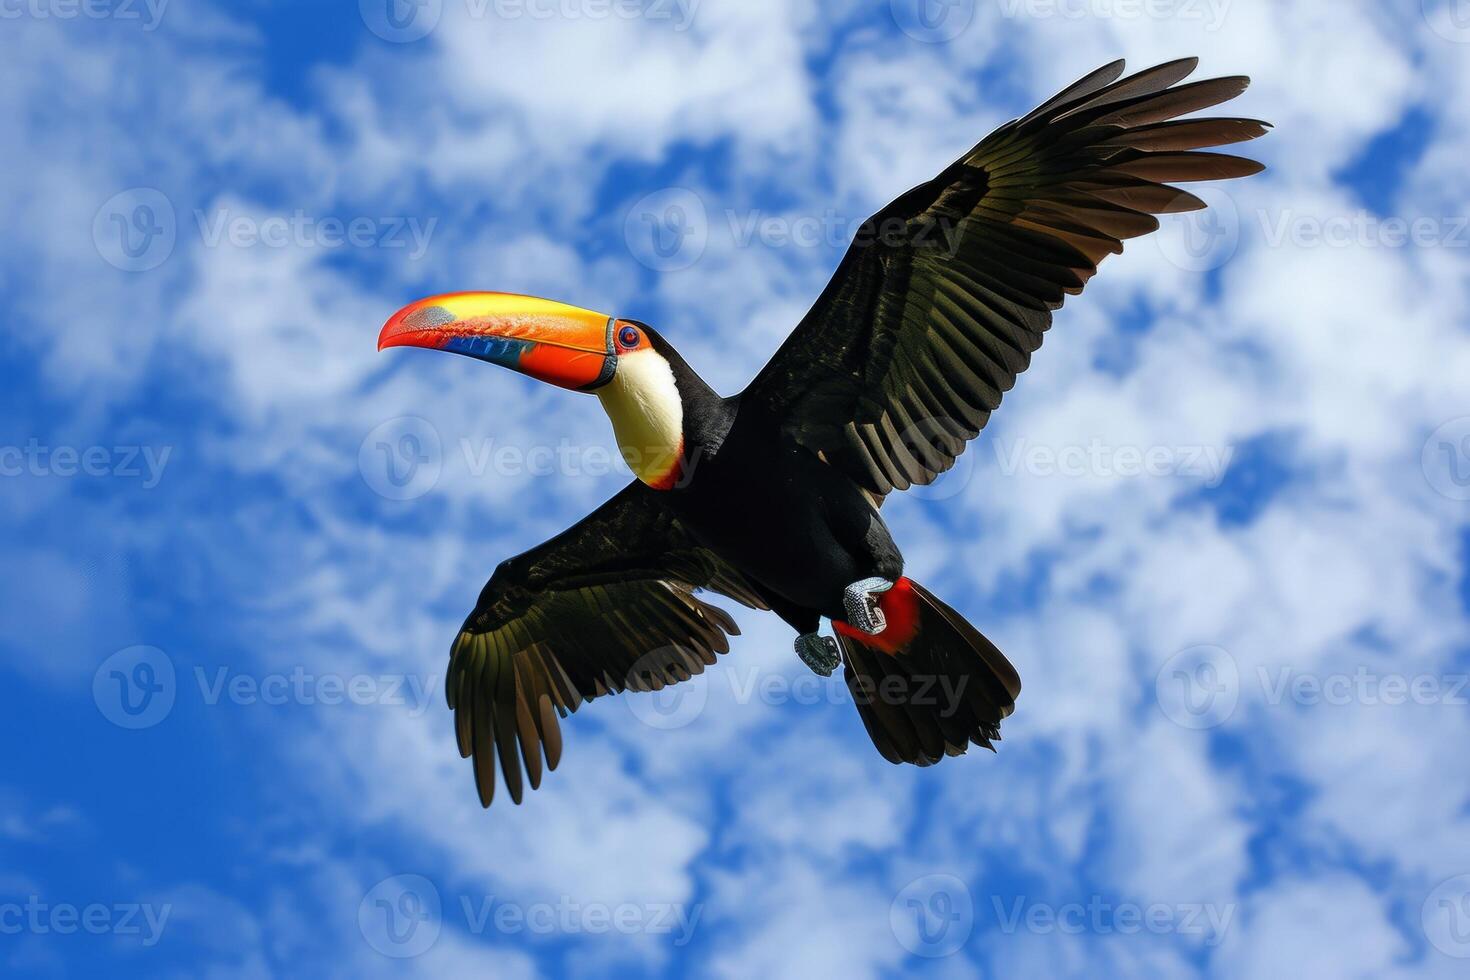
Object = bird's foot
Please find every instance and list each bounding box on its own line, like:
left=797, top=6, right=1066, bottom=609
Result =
left=795, top=632, right=840, bottom=677
left=843, top=577, right=894, bottom=634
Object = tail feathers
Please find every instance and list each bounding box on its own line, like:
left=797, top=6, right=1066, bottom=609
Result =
left=833, top=579, right=1020, bottom=767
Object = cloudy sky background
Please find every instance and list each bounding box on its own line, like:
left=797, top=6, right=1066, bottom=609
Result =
left=3, top=0, right=1469, bottom=976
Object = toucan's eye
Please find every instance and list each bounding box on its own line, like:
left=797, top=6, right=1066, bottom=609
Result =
left=618, top=325, right=641, bottom=350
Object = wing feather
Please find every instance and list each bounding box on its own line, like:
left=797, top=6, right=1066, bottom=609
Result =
left=447, top=481, right=766, bottom=807
left=741, top=59, right=1268, bottom=494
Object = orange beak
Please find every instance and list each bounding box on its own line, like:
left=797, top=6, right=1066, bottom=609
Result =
left=378, top=292, right=617, bottom=391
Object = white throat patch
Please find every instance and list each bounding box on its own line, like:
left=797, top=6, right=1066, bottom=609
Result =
left=596, top=348, right=685, bottom=489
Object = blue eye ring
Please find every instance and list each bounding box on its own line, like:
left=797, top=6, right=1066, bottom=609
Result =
left=618, top=325, right=641, bottom=349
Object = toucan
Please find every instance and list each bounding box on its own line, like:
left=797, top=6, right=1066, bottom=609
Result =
left=378, top=58, right=1268, bottom=808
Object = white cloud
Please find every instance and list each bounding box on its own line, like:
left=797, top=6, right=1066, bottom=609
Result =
left=706, top=862, right=905, bottom=980
left=1212, top=875, right=1410, bottom=980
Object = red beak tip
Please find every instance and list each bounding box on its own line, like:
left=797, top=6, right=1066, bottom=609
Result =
left=377, top=317, right=407, bottom=351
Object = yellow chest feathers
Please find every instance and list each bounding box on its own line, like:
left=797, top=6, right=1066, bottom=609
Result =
left=596, top=349, right=686, bottom=489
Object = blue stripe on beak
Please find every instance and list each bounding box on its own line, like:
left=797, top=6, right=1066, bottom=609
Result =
left=443, top=334, right=535, bottom=368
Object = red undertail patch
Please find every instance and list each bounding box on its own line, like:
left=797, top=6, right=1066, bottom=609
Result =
left=833, top=577, right=920, bottom=656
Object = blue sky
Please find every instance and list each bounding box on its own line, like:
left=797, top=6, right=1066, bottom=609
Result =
left=3, top=1, right=1469, bottom=977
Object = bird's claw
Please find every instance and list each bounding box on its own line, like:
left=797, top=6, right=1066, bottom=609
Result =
left=795, top=632, right=840, bottom=676
left=843, top=577, right=893, bottom=634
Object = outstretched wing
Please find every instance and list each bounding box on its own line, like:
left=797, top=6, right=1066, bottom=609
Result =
left=741, top=58, right=1269, bottom=495
left=447, top=480, right=765, bottom=808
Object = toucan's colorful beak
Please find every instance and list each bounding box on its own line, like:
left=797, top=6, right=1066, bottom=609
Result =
left=378, top=292, right=617, bottom=391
